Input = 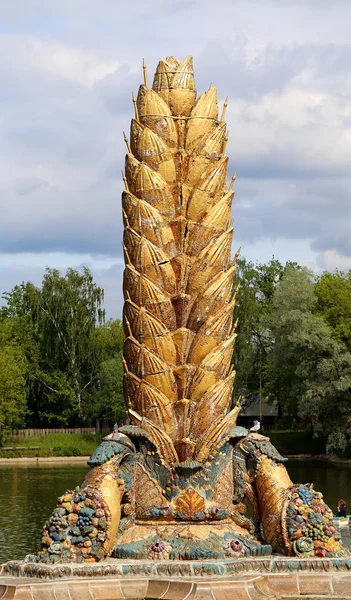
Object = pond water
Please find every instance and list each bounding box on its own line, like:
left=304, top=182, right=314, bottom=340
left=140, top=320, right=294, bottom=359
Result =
left=0, top=458, right=350, bottom=563
left=0, top=463, right=88, bottom=563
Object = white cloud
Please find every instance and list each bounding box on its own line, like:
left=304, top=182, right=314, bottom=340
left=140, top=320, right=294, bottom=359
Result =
left=317, top=249, right=351, bottom=272
left=226, top=79, right=351, bottom=178
left=0, top=35, right=119, bottom=87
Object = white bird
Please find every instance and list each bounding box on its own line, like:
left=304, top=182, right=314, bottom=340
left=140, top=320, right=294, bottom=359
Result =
left=250, top=420, right=261, bottom=433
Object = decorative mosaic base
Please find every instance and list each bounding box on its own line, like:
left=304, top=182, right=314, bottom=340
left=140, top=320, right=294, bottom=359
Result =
left=1, top=557, right=351, bottom=599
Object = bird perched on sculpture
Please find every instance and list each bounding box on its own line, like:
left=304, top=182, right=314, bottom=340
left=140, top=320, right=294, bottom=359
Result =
left=250, top=420, right=261, bottom=433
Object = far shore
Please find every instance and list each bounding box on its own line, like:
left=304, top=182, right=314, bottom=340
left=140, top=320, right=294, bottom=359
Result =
left=0, top=456, right=90, bottom=465
left=0, top=453, right=350, bottom=466
left=285, top=453, right=351, bottom=465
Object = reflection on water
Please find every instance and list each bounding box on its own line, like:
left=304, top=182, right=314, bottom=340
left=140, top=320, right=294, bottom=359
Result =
left=0, top=463, right=88, bottom=563
left=0, top=459, right=350, bottom=563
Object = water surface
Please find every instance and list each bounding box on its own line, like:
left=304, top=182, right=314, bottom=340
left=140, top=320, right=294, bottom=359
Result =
left=0, top=463, right=88, bottom=563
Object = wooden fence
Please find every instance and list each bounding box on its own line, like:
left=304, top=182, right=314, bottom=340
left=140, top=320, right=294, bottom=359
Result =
left=9, top=428, right=96, bottom=437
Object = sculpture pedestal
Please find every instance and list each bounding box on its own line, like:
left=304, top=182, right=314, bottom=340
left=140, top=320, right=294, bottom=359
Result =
left=1, top=557, right=351, bottom=599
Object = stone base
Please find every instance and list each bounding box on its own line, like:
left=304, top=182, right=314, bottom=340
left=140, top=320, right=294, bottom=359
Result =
left=1, top=557, right=351, bottom=599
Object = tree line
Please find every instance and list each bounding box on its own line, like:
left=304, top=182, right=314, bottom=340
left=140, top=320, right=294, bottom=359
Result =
left=0, top=267, right=125, bottom=441
left=233, top=258, right=351, bottom=454
left=1, top=261, right=351, bottom=453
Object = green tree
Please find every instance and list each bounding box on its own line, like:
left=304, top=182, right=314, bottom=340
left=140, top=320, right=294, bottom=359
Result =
left=0, top=286, right=40, bottom=428
left=264, top=266, right=317, bottom=418
left=32, top=267, right=105, bottom=421
left=265, top=267, right=351, bottom=449
left=90, top=319, right=125, bottom=425
left=315, top=269, right=351, bottom=350
left=94, top=318, right=125, bottom=361
left=298, top=330, right=351, bottom=454
left=2, top=267, right=105, bottom=425
left=233, top=257, right=296, bottom=404
left=0, top=282, right=37, bottom=320
left=0, top=320, right=28, bottom=441
left=95, top=354, right=125, bottom=425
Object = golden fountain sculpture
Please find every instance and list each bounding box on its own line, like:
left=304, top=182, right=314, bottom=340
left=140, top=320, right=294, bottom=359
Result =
left=34, top=57, right=347, bottom=563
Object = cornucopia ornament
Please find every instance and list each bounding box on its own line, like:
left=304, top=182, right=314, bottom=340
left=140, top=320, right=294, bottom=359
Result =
left=31, top=57, right=347, bottom=563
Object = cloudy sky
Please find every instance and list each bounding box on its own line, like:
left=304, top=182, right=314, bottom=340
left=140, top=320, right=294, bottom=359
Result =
left=1, top=0, right=351, bottom=317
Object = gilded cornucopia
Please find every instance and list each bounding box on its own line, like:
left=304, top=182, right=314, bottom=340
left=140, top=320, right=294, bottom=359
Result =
left=31, top=56, right=347, bottom=563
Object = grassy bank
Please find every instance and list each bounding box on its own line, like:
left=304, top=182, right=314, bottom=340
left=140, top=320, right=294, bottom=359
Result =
left=0, top=433, right=103, bottom=458
left=267, top=430, right=326, bottom=456
left=0, top=430, right=330, bottom=459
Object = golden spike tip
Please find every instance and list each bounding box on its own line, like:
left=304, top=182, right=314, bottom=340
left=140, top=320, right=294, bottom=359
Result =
left=123, top=242, right=132, bottom=266
left=132, top=92, right=139, bottom=120
left=232, top=317, right=239, bottom=334
left=222, top=133, right=229, bottom=154
left=125, top=317, right=133, bottom=338
left=231, top=282, right=240, bottom=302
left=123, top=131, right=131, bottom=154
left=122, top=171, right=129, bottom=192
left=122, top=208, right=131, bottom=228
left=220, top=96, right=228, bottom=122
left=142, top=58, right=148, bottom=88
left=229, top=172, right=236, bottom=190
